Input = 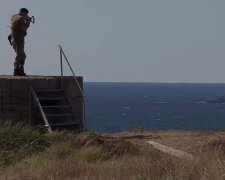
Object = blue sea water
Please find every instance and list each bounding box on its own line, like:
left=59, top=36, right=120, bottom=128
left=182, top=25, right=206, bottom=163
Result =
left=84, top=82, right=225, bottom=132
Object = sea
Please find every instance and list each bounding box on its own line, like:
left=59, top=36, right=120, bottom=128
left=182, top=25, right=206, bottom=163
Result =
left=84, top=82, right=225, bottom=132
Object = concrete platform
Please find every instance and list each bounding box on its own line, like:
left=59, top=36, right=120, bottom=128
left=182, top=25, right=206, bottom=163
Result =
left=0, top=75, right=84, bottom=128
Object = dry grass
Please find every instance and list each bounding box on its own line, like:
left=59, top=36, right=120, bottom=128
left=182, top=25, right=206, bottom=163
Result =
left=1, top=127, right=225, bottom=179
left=2, top=148, right=225, bottom=180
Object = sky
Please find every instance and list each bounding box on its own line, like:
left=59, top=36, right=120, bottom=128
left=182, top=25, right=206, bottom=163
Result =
left=1, top=0, right=225, bottom=83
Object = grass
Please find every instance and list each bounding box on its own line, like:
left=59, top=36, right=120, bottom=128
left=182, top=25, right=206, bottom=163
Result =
left=1, top=123, right=225, bottom=179
left=2, top=148, right=225, bottom=180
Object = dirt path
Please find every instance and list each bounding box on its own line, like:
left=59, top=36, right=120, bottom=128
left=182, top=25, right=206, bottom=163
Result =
left=147, top=140, right=194, bottom=160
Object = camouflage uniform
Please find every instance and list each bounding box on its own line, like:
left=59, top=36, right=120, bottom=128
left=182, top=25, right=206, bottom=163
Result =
left=10, top=14, right=29, bottom=76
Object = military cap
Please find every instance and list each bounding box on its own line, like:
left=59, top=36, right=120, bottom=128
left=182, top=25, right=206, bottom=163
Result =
left=20, top=8, right=29, bottom=14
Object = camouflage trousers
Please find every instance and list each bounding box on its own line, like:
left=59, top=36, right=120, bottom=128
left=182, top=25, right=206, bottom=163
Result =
left=12, top=37, right=26, bottom=71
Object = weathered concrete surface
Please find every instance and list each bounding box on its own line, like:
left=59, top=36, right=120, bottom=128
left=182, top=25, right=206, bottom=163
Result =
left=0, top=75, right=84, bottom=127
left=147, top=140, right=194, bottom=160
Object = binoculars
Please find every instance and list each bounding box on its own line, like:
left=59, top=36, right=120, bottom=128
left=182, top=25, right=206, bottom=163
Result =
left=25, top=15, right=35, bottom=24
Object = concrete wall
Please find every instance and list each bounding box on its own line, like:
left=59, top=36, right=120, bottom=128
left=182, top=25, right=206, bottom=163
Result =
left=0, top=75, right=84, bottom=128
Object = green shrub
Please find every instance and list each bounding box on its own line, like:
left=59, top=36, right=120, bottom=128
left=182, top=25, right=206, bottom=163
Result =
left=0, top=122, right=49, bottom=166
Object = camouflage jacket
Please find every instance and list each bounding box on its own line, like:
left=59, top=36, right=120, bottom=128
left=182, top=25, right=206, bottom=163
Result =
left=10, top=14, right=29, bottom=38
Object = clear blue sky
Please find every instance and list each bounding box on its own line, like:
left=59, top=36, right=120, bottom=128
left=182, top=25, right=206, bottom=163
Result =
left=1, top=0, right=225, bottom=82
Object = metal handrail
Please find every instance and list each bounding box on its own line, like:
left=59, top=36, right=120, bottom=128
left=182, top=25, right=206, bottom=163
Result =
left=59, top=45, right=88, bottom=103
left=59, top=45, right=87, bottom=130
left=30, top=86, right=52, bottom=133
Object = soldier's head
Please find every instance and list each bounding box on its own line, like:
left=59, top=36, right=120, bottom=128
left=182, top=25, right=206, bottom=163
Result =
left=19, top=8, right=29, bottom=17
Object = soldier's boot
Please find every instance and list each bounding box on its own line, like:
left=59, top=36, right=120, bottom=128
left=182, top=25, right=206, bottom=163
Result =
left=13, top=69, right=20, bottom=76
left=18, top=66, right=26, bottom=76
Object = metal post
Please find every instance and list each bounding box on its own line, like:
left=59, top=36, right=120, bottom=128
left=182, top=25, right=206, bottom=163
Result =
left=59, top=45, right=88, bottom=103
left=60, top=49, right=64, bottom=121
left=82, top=99, right=86, bottom=131
left=29, top=85, right=32, bottom=125
left=60, top=49, right=64, bottom=89
left=58, top=44, right=88, bottom=132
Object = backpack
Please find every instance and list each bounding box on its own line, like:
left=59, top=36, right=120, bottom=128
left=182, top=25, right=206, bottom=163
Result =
left=10, top=14, right=24, bottom=37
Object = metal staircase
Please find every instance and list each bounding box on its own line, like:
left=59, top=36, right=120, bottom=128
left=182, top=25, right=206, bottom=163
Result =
left=31, top=87, right=81, bottom=132
left=29, top=45, right=88, bottom=132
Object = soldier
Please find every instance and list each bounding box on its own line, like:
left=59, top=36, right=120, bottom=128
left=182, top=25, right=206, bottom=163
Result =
left=10, top=8, right=30, bottom=76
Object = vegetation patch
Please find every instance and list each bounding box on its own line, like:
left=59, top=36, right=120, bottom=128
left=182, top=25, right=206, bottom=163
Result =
left=74, top=132, right=139, bottom=157
left=201, top=134, right=225, bottom=158
left=2, top=124, right=225, bottom=179
left=0, top=122, right=50, bottom=166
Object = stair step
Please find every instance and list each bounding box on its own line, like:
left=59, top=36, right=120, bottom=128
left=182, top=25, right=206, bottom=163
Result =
left=38, top=97, right=67, bottom=101
left=42, top=105, right=72, bottom=109
left=35, top=89, right=64, bottom=93
left=46, top=113, right=75, bottom=117
left=50, top=122, right=79, bottom=127
left=31, top=86, right=82, bottom=132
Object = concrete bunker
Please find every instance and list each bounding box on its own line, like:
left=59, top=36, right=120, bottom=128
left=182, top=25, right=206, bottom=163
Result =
left=0, top=75, right=85, bottom=132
